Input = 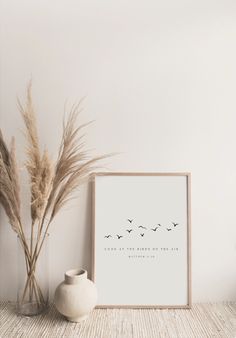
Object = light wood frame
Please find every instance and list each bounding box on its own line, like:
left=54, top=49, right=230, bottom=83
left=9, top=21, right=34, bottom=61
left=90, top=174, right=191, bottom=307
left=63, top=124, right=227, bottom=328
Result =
left=91, top=172, right=191, bottom=309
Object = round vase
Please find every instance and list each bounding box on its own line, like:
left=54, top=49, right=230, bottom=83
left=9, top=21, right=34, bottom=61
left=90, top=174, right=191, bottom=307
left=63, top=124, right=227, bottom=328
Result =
left=54, top=268, right=97, bottom=322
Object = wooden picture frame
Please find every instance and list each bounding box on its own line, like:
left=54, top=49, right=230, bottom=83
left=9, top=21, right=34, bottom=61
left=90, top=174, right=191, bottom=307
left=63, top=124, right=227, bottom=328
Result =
left=92, top=172, right=191, bottom=308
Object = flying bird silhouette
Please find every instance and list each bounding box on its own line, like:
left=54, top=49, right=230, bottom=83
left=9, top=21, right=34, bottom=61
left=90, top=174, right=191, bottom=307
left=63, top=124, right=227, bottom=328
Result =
left=140, top=233, right=144, bottom=237
left=138, top=226, right=147, bottom=229
left=127, top=219, right=133, bottom=223
left=126, top=229, right=133, bottom=233
left=104, top=235, right=112, bottom=238
left=172, top=222, right=179, bottom=227
left=117, top=235, right=123, bottom=239
left=158, top=224, right=162, bottom=227
left=151, top=227, right=158, bottom=231
left=166, top=228, right=172, bottom=231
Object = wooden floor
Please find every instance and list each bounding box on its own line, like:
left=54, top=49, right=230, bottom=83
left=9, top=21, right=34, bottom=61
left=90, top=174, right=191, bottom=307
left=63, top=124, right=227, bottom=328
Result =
left=0, top=302, right=235, bottom=338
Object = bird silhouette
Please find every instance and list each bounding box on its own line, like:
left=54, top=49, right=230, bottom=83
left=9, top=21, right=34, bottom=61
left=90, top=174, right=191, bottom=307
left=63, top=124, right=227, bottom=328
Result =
left=140, top=233, right=144, bottom=237
left=127, top=219, right=133, bottom=223
left=138, top=226, right=147, bottom=230
left=104, top=235, right=112, bottom=238
left=172, top=222, right=179, bottom=227
left=158, top=224, right=162, bottom=227
left=166, top=228, right=172, bottom=231
left=126, top=229, right=133, bottom=233
left=117, top=235, right=123, bottom=239
left=151, top=227, right=158, bottom=231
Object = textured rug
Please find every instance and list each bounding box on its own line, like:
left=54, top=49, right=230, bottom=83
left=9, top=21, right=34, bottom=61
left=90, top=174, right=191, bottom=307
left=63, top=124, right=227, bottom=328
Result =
left=0, top=302, right=235, bottom=337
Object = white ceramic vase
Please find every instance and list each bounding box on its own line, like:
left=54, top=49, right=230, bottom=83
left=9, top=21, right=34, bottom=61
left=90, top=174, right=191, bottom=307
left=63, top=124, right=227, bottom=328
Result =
left=54, top=268, right=97, bottom=322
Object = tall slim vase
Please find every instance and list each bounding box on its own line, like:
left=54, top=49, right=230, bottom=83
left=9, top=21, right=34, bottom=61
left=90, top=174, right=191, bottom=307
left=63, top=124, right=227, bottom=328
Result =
left=17, top=234, right=49, bottom=316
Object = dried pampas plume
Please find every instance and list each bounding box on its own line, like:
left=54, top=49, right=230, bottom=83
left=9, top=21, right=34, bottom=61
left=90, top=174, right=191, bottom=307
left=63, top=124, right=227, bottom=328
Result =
left=17, top=82, right=53, bottom=223
left=0, top=131, right=21, bottom=233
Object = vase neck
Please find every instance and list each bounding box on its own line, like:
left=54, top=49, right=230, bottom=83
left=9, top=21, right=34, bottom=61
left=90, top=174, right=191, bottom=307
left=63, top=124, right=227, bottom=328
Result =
left=65, top=269, right=87, bottom=284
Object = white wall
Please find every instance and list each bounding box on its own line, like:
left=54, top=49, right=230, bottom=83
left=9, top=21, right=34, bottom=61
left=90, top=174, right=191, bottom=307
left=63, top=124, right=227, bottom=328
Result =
left=0, top=0, right=236, bottom=302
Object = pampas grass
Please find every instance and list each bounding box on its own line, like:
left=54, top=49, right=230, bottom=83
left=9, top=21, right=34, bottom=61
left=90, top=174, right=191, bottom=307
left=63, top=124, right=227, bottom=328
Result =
left=0, top=83, right=110, bottom=310
left=0, top=131, right=22, bottom=234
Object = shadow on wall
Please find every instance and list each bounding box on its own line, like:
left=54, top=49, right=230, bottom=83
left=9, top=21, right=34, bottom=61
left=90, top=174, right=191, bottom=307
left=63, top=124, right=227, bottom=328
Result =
left=0, top=214, right=18, bottom=301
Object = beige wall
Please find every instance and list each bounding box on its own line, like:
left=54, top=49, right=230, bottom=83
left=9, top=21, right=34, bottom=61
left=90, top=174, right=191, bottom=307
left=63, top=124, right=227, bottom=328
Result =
left=0, top=0, right=236, bottom=301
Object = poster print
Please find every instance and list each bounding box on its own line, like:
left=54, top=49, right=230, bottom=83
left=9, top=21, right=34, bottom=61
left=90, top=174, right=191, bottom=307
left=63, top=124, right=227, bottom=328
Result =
left=92, top=173, right=191, bottom=308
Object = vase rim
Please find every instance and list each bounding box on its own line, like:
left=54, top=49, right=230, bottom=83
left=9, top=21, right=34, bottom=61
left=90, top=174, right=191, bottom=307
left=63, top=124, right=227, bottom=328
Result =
left=65, top=268, right=87, bottom=284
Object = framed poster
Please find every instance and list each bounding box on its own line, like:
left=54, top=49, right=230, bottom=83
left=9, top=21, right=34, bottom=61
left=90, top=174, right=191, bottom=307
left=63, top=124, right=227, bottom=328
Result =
left=92, top=173, right=191, bottom=308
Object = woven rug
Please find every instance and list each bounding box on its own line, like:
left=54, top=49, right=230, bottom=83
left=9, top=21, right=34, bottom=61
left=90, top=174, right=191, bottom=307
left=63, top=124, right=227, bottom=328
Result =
left=0, top=302, right=235, bottom=337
